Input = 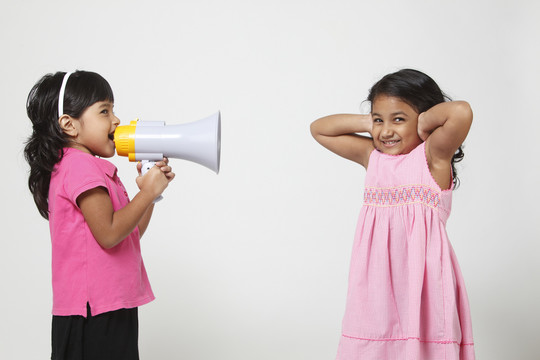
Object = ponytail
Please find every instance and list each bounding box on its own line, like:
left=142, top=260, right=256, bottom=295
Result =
left=25, top=73, right=69, bottom=219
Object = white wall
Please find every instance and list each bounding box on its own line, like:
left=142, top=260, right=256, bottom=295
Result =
left=1, top=0, right=539, bottom=359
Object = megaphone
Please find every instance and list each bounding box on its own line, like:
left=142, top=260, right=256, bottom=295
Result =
left=114, top=112, right=221, bottom=201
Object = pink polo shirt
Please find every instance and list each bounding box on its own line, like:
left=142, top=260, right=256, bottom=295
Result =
left=49, top=147, right=154, bottom=317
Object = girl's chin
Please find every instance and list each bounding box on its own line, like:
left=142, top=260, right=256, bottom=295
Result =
left=381, top=142, right=400, bottom=149
left=379, top=149, right=401, bottom=155
left=96, top=148, right=116, bottom=158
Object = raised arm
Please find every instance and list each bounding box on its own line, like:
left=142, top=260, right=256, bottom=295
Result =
left=418, top=101, right=473, bottom=188
left=310, top=114, right=375, bottom=168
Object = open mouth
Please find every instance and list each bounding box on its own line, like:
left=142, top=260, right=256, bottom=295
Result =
left=381, top=140, right=400, bottom=146
left=108, top=133, right=115, bottom=141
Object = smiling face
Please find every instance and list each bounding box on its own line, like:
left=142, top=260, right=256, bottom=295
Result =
left=71, top=101, right=120, bottom=157
left=371, top=95, right=423, bottom=155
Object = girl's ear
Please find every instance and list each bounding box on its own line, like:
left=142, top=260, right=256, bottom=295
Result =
left=58, top=115, right=79, bottom=137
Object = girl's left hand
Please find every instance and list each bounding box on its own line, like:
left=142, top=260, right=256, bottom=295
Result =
left=136, top=157, right=176, bottom=182
left=417, top=112, right=431, bottom=141
left=155, top=157, right=175, bottom=182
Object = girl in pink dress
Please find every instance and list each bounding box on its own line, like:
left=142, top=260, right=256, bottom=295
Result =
left=311, top=69, right=475, bottom=360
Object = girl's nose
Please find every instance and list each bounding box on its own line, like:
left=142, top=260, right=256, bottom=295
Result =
left=381, top=124, right=393, bottom=137
left=113, top=115, right=120, bottom=126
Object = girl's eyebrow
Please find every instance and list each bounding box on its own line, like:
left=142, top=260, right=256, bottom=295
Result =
left=98, top=102, right=114, bottom=108
left=371, top=111, right=409, bottom=117
left=391, top=111, right=408, bottom=117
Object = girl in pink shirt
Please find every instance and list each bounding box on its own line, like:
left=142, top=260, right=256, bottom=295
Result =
left=24, top=70, right=175, bottom=360
left=311, top=69, right=475, bottom=359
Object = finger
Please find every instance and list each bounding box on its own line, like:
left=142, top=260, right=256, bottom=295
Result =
left=156, top=159, right=170, bottom=167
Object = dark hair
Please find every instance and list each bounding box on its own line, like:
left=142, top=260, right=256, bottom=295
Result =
left=24, top=70, right=114, bottom=219
left=367, top=69, right=464, bottom=188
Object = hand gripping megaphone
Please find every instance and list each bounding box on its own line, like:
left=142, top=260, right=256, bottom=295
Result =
left=114, top=112, right=221, bottom=201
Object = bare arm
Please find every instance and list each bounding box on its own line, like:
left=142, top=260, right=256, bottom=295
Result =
left=419, top=101, right=473, bottom=159
left=310, top=114, right=375, bottom=168
left=77, top=160, right=174, bottom=249
left=418, top=101, right=473, bottom=188
left=137, top=204, right=155, bottom=238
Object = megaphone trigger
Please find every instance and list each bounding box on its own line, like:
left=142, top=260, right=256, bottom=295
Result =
left=140, top=160, right=155, bottom=175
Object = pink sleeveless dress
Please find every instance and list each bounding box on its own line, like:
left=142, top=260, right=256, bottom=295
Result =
left=336, top=142, right=475, bottom=360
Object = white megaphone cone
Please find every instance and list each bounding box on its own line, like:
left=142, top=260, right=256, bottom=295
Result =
left=115, top=112, right=221, bottom=201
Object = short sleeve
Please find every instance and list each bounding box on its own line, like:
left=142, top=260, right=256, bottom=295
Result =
left=62, top=153, right=110, bottom=204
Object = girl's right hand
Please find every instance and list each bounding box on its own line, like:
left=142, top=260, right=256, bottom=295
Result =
left=135, top=159, right=175, bottom=199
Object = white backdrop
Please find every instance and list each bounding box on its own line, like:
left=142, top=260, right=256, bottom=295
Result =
left=1, top=0, right=539, bottom=359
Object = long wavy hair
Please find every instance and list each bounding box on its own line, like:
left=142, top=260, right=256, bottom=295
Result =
left=24, top=70, right=114, bottom=219
left=367, top=69, right=465, bottom=188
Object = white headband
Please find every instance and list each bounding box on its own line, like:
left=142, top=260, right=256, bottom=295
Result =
left=58, top=71, right=73, bottom=117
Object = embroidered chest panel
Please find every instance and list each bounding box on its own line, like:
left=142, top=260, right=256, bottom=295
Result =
left=364, top=185, right=441, bottom=209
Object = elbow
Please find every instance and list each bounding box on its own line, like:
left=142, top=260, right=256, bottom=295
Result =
left=455, top=101, right=473, bottom=125
left=95, top=235, right=123, bottom=249
left=310, top=121, right=318, bottom=138
left=310, top=120, right=324, bottom=141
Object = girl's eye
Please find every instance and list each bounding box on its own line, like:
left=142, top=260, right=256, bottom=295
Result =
left=394, top=117, right=404, bottom=122
left=373, top=118, right=382, bottom=123
left=101, top=109, right=109, bottom=114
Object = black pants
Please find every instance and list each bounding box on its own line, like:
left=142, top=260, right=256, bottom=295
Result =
left=51, top=303, right=139, bottom=360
